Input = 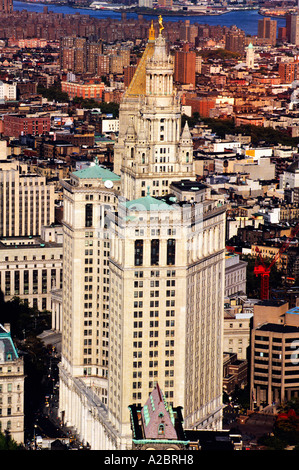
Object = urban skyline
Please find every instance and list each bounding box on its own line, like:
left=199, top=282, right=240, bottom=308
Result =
left=0, top=0, right=299, bottom=453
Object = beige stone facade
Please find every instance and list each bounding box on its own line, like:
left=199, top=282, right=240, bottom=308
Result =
left=58, top=24, right=226, bottom=450
left=0, top=235, right=63, bottom=312
left=59, top=164, right=121, bottom=441
left=0, top=323, right=24, bottom=444
left=0, top=159, right=55, bottom=238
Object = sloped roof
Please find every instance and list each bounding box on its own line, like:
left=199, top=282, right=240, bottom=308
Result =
left=73, top=164, right=120, bottom=181
left=125, top=194, right=174, bottom=212
left=141, top=384, right=178, bottom=440
left=124, top=41, right=155, bottom=97
left=0, top=324, right=19, bottom=363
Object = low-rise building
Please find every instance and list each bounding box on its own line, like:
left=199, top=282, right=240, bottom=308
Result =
left=61, top=80, right=105, bottom=102
left=3, top=114, right=50, bottom=138
left=250, top=300, right=299, bottom=410
left=0, top=323, right=24, bottom=444
left=225, top=252, right=247, bottom=297
left=224, top=307, right=251, bottom=361
left=223, top=352, right=248, bottom=395
left=0, top=233, right=63, bottom=312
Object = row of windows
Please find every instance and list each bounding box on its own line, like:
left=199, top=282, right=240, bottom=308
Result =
left=133, top=321, right=175, bottom=328
left=134, top=270, right=176, bottom=278
left=135, top=239, right=175, bottom=266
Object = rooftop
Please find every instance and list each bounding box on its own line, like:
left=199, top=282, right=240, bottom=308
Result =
left=257, top=323, right=299, bottom=333
left=0, top=324, right=19, bottom=363
left=72, top=162, right=120, bottom=182
left=125, top=194, right=175, bottom=212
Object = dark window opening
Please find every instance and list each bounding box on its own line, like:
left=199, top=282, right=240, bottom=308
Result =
left=151, top=239, right=159, bottom=266
left=167, top=239, right=176, bottom=266
left=135, top=240, right=143, bottom=266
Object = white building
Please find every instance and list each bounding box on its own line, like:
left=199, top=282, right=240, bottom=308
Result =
left=102, top=119, right=119, bottom=134
left=0, top=81, right=16, bottom=102
left=58, top=22, right=226, bottom=450
left=0, top=155, right=55, bottom=238
left=0, top=323, right=24, bottom=444
left=0, top=235, right=63, bottom=312
left=246, top=43, right=255, bottom=69
left=225, top=253, right=247, bottom=297
left=279, top=160, right=299, bottom=190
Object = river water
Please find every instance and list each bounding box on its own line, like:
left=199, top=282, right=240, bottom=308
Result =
left=13, top=1, right=286, bottom=36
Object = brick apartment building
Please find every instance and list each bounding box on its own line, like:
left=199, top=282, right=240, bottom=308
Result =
left=61, top=80, right=105, bottom=102
left=174, top=44, right=196, bottom=87
left=278, top=60, right=299, bottom=83
left=3, top=114, right=50, bottom=138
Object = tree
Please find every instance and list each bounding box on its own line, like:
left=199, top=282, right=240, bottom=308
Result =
left=202, top=117, right=299, bottom=147
left=37, top=83, right=69, bottom=103
left=0, top=295, right=53, bottom=433
left=0, top=430, right=23, bottom=450
left=0, top=295, right=51, bottom=339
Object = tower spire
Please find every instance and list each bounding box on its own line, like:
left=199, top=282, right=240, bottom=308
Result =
left=149, top=20, right=155, bottom=41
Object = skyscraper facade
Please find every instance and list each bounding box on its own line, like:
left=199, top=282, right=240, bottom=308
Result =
left=174, top=44, right=196, bottom=87
left=58, top=21, right=226, bottom=450
left=0, top=0, right=12, bottom=13
left=257, top=17, right=277, bottom=46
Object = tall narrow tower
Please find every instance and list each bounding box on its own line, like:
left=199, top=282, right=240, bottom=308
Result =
left=58, top=19, right=226, bottom=450
left=246, top=42, right=255, bottom=69
left=114, top=22, right=195, bottom=201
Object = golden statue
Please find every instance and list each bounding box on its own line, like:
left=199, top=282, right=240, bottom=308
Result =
left=158, top=15, right=164, bottom=34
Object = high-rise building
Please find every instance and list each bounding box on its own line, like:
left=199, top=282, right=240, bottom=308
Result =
left=60, top=37, right=103, bottom=75
left=138, top=0, right=153, bottom=7
left=0, top=0, right=12, bottom=13
left=124, top=65, right=137, bottom=88
left=59, top=163, right=121, bottom=433
left=114, top=22, right=195, bottom=200
left=86, top=42, right=103, bottom=75
left=174, top=44, right=196, bottom=88
left=107, top=181, right=225, bottom=443
left=0, top=147, right=55, bottom=238
left=97, top=54, right=110, bottom=77
left=225, top=26, right=245, bottom=54
left=257, top=17, right=277, bottom=46
left=58, top=21, right=226, bottom=450
left=157, top=0, right=172, bottom=8
left=278, top=60, right=299, bottom=83
left=290, top=14, right=299, bottom=45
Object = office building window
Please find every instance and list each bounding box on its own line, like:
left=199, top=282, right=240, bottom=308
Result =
left=167, top=239, right=176, bottom=265
left=134, top=240, right=143, bottom=266
left=151, top=239, right=159, bottom=266
left=85, top=203, right=93, bottom=227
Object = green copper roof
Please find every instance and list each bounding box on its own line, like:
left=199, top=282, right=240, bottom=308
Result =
left=125, top=195, right=174, bottom=212
left=0, top=324, right=19, bottom=362
left=73, top=164, right=120, bottom=181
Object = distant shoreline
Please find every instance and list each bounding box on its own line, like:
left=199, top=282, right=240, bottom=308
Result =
left=14, top=0, right=259, bottom=17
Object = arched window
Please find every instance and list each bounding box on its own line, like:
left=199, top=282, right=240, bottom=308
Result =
left=158, top=424, right=165, bottom=435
